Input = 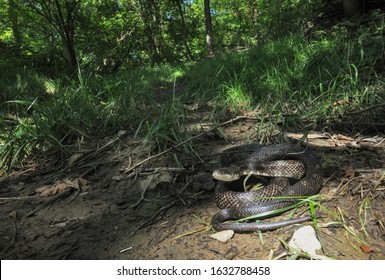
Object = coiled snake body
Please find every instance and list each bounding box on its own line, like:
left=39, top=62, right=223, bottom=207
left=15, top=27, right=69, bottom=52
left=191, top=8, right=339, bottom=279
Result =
left=212, top=144, right=323, bottom=232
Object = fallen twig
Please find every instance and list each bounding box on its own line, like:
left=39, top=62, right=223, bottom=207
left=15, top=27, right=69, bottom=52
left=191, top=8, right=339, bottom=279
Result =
left=130, top=201, right=178, bottom=236
left=28, top=135, right=128, bottom=190
left=124, top=115, right=258, bottom=174
left=347, top=103, right=385, bottom=115
left=0, top=195, right=35, bottom=201
left=27, top=187, right=76, bottom=217
left=360, top=172, right=385, bottom=201
left=130, top=169, right=160, bottom=208
left=125, top=167, right=191, bottom=179
left=170, top=227, right=208, bottom=240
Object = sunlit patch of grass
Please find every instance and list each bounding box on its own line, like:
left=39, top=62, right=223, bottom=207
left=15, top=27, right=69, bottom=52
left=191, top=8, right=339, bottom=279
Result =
left=143, top=95, right=185, bottom=149
left=215, top=77, right=252, bottom=115
left=185, top=28, right=385, bottom=131
left=0, top=117, right=37, bottom=171
left=0, top=64, right=192, bottom=171
left=44, top=79, right=57, bottom=95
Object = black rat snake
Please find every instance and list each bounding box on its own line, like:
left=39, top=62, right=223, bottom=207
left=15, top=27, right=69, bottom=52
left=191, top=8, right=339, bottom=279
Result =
left=211, top=144, right=323, bottom=232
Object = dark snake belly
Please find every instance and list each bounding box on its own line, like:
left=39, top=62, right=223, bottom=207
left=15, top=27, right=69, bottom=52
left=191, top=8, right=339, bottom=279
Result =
left=211, top=144, right=323, bottom=232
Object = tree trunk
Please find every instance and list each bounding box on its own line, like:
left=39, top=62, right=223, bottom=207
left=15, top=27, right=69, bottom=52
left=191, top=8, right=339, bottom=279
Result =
left=54, top=0, right=79, bottom=72
left=25, top=0, right=80, bottom=73
left=204, top=0, right=214, bottom=57
left=251, top=0, right=259, bottom=39
left=8, top=0, right=22, bottom=49
left=175, top=0, right=194, bottom=60
left=136, top=0, right=163, bottom=65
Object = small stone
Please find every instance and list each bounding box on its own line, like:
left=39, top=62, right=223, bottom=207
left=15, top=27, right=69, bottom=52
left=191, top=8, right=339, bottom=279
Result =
left=288, top=225, right=330, bottom=259
left=112, top=175, right=125, bottom=181
left=210, top=230, right=234, bottom=243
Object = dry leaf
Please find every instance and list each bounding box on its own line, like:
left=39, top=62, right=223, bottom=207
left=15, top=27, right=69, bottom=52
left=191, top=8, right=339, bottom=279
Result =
left=333, top=100, right=349, bottom=106
left=360, top=244, right=374, bottom=254
left=35, top=178, right=84, bottom=197
left=36, top=182, right=70, bottom=197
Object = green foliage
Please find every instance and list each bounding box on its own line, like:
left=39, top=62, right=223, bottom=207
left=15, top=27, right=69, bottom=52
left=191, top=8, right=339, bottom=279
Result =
left=0, top=0, right=326, bottom=73
left=0, top=63, right=188, bottom=170
left=0, top=113, right=37, bottom=171
left=1, top=1, right=385, bottom=171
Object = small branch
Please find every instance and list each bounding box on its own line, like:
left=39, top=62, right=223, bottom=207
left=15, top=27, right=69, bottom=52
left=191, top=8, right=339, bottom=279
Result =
left=130, top=201, right=178, bottom=236
left=27, top=187, right=75, bottom=217
left=0, top=196, right=35, bottom=201
left=130, top=174, right=154, bottom=208
left=347, top=103, right=385, bottom=115
left=361, top=172, right=385, bottom=201
left=129, top=167, right=190, bottom=176
left=124, top=115, right=257, bottom=174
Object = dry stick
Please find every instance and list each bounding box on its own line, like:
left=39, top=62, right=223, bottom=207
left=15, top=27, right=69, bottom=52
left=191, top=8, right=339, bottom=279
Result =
left=27, top=187, right=75, bottom=217
left=29, top=136, right=126, bottom=189
left=361, top=172, right=385, bottom=201
left=125, top=167, right=190, bottom=179
left=138, top=167, right=189, bottom=173
left=130, top=201, right=178, bottom=236
left=374, top=138, right=385, bottom=147
left=347, top=103, right=385, bottom=115
left=70, top=136, right=122, bottom=168
left=0, top=196, right=35, bottom=201
left=130, top=168, right=161, bottom=208
left=124, top=115, right=258, bottom=174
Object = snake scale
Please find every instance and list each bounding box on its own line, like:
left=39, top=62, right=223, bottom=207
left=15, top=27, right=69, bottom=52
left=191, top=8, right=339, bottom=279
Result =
left=211, top=144, right=323, bottom=232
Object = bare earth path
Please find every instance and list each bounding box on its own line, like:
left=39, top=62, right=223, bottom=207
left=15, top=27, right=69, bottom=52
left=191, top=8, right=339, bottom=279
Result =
left=1, top=117, right=384, bottom=260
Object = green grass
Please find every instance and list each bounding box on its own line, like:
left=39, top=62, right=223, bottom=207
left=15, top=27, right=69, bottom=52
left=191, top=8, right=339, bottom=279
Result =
left=1, top=13, right=385, bottom=171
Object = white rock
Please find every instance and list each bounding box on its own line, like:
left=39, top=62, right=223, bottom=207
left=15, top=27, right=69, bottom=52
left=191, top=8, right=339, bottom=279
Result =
left=288, top=225, right=330, bottom=259
left=210, top=230, right=235, bottom=243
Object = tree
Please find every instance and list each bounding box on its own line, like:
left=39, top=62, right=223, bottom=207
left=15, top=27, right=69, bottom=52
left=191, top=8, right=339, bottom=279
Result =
left=0, top=0, right=332, bottom=73
left=25, top=0, right=81, bottom=73
left=204, top=0, right=214, bottom=57
left=132, top=0, right=164, bottom=65
left=8, top=0, right=22, bottom=49
left=174, top=0, right=194, bottom=60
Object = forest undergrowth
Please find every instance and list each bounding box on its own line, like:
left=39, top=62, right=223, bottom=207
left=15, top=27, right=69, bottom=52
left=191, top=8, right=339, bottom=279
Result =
left=1, top=10, right=385, bottom=172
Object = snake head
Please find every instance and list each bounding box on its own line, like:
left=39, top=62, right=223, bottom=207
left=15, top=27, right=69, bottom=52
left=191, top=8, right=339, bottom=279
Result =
left=212, top=167, right=241, bottom=181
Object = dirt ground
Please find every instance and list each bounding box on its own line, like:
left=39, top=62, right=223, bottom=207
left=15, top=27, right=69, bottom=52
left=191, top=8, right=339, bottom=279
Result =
left=1, top=116, right=385, bottom=260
